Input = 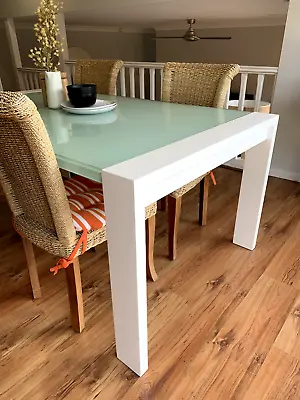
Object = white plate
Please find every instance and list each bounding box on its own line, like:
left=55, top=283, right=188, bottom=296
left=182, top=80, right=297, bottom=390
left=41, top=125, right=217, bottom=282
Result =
left=61, top=99, right=117, bottom=115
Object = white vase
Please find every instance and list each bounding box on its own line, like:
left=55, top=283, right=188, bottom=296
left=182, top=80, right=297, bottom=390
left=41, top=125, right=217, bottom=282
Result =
left=45, top=71, right=63, bottom=109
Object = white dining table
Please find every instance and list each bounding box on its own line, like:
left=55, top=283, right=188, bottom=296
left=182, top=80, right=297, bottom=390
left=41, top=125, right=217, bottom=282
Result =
left=30, top=92, right=279, bottom=377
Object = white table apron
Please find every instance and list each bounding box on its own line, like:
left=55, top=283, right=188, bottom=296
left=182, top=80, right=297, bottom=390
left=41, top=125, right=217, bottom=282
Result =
left=102, top=112, right=279, bottom=376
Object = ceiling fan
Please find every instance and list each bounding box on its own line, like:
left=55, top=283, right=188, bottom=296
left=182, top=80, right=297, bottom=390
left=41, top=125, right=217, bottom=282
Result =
left=155, top=19, right=232, bottom=41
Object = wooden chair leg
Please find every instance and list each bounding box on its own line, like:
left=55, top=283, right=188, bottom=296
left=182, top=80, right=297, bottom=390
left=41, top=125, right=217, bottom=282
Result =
left=146, top=215, right=158, bottom=281
left=22, top=237, right=41, bottom=299
left=158, top=197, right=167, bottom=212
left=65, top=258, right=85, bottom=333
left=199, top=175, right=210, bottom=226
left=168, top=196, right=182, bottom=261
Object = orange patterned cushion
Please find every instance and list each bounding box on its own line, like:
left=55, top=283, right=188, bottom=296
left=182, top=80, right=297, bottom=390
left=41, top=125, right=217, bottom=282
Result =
left=64, top=175, right=103, bottom=196
left=64, top=176, right=106, bottom=232
left=68, top=192, right=104, bottom=212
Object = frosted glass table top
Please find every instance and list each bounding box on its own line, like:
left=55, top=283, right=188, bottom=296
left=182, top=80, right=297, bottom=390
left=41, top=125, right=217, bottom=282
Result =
left=29, top=93, right=248, bottom=182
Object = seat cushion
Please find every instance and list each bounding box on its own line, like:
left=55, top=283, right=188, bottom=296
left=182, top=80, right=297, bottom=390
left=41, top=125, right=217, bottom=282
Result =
left=64, top=175, right=104, bottom=196
left=64, top=174, right=157, bottom=232
left=64, top=176, right=106, bottom=232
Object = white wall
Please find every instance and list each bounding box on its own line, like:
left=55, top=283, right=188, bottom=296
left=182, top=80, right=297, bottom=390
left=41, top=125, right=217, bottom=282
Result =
left=156, top=25, right=285, bottom=101
left=66, top=29, right=155, bottom=62
left=16, top=26, right=155, bottom=67
left=0, top=25, right=155, bottom=90
left=0, top=25, right=18, bottom=90
left=271, top=0, right=300, bottom=181
left=156, top=25, right=284, bottom=66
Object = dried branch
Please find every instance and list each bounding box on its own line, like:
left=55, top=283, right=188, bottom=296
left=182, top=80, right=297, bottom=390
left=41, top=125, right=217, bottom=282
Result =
left=29, top=0, right=64, bottom=71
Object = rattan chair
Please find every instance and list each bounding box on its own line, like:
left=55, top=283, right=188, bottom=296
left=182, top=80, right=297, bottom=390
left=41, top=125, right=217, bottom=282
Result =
left=75, top=59, right=124, bottom=95
left=162, top=62, right=240, bottom=260
left=0, top=91, right=157, bottom=333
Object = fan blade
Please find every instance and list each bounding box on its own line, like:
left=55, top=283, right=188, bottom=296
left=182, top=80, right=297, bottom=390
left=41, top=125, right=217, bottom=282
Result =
left=199, top=37, right=232, bottom=40
left=154, top=36, right=231, bottom=41
left=154, top=36, right=183, bottom=39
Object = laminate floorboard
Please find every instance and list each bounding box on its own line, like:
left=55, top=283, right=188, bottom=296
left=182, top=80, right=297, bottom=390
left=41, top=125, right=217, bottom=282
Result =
left=0, top=168, right=300, bottom=399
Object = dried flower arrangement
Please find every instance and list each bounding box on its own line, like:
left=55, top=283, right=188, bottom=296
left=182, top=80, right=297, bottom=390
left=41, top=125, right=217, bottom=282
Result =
left=29, top=0, right=64, bottom=71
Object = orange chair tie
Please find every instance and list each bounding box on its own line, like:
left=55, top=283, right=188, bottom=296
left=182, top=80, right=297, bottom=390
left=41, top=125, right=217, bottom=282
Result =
left=210, top=171, right=217, bottom=186
left=14, top=171, right=216, bottom=276
left=12, top=215, right=88, bottom=275
left=50, top=221, right=88, bottom=275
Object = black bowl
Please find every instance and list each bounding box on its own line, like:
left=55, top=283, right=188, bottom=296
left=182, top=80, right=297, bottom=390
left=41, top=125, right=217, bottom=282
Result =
left=67, top=84, right=97, bottom=108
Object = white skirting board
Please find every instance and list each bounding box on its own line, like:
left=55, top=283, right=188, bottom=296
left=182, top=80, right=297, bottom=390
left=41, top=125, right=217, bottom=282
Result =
left=225, top=159, right=300, bottom=183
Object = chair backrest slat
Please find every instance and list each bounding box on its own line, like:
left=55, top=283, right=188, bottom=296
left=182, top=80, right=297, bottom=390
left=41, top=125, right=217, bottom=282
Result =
left=162, top=62, right=240, bottom=108
left=75, top=59, right=124, bottom=95
left=0, top=92, right=76, bottom=246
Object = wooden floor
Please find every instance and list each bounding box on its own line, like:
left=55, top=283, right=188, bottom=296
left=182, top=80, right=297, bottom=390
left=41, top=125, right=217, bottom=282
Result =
left=1, top=168, right=300, bottom=400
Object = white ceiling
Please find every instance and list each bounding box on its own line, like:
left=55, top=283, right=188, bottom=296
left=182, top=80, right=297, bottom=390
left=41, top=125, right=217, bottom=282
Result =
left=64, top=0, right=289, bottom=27
left=0, top=0, right=289, bottom=28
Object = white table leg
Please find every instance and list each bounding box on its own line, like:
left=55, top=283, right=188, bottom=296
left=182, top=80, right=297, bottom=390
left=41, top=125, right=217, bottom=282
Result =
left=233, top=132, right=276, bottom=250
left=102, top=172, right=148, bottom=376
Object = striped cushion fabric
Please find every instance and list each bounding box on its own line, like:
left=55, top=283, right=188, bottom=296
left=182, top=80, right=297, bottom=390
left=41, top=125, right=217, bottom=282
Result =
left=71, top=204, right=105, bottom=232
left=64, top=175, right=104, bottom=196
left=64, top=175, right=106, bottom=232
left=68, top=191, right=104, bottom=212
